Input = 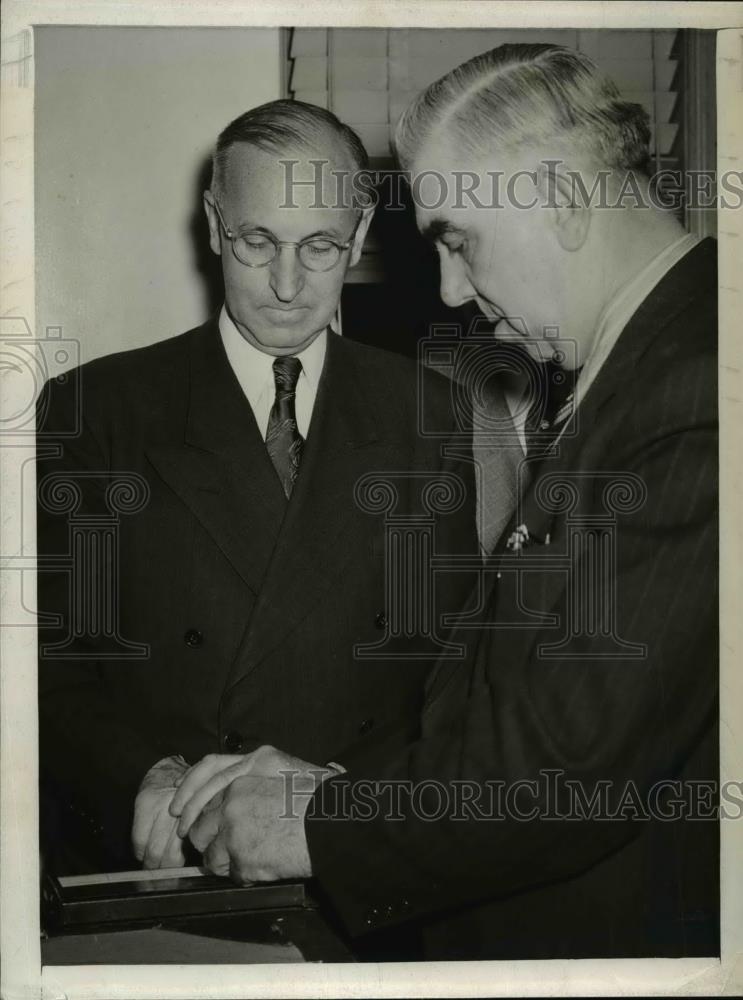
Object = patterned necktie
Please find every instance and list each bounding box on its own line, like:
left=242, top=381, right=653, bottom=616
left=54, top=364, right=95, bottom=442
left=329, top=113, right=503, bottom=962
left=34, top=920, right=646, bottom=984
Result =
left=266, top=356, right=304, bottom=498
left=472, top=374, right=522, bottom=555
left=524, top=360, right=583, bottom=460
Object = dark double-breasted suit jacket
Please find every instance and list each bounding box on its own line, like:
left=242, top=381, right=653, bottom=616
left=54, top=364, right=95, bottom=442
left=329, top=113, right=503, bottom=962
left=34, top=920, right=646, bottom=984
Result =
left=37, top=318, right=479, bottom=872
left=307, top=238, right=720, bottom=959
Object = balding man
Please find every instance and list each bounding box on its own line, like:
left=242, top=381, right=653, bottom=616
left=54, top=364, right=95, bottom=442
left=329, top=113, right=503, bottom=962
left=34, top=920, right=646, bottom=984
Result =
left=179, top=46, right=719, bottom=961
left=36, top=100, right=479, bottom=875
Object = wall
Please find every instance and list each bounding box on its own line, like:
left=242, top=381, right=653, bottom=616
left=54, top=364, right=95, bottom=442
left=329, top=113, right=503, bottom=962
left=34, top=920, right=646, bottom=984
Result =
left=35, top=26, right=282, bottom=366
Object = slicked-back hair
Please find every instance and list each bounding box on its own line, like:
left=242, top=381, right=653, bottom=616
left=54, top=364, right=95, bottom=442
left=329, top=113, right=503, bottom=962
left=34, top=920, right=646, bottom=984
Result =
left=211, top=99, right=369, bottom=199
left=394, top=43, right=652, bottom=175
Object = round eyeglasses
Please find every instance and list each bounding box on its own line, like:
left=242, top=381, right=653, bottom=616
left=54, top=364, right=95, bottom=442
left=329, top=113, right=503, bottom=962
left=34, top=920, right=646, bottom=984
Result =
left=211, top=197, right=361, bottom=272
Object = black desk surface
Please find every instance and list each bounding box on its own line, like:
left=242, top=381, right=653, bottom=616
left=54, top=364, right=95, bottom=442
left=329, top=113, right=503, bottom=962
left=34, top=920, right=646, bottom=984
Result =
left=41, top=869, right=353, bottom=965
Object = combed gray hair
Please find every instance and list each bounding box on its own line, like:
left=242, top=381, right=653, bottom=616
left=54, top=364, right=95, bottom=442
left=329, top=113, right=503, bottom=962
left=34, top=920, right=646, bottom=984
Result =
left=394, top=43, right=651, bottom=174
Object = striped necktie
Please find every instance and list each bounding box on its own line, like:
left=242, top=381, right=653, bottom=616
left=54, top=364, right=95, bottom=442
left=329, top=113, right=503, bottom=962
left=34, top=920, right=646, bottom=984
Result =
left=524, top=360, right=582, bottom=461
left=266, top=356, right=304, bottom=498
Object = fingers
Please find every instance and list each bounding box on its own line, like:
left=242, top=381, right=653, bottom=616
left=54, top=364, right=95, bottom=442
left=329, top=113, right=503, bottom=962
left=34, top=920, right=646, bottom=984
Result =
left=132, top=793, right=159, bottom=863
left=176, top=762, right=247, bottom=838
left=142, top=806, right=177, bottom=869
left=200, top=827, right=255, bottom=885
left=141, top=755, right=190, bottom=792
left=202, top=787, right=225, bottom=815
left=159, top=821, right=187, bottom=870
left=203, top=834, right=231, bottom=878
left=169, top=754, right=244, bottom=818
left=189, top=800, right=222, bottom=854
left=229, top=857, right=258, bottom=886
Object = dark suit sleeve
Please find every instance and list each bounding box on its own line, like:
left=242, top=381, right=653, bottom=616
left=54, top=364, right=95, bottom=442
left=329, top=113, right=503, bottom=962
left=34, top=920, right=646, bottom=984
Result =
left=305, top=349, right=718, bottom=936
left=37, top=371, right=166, bottom=869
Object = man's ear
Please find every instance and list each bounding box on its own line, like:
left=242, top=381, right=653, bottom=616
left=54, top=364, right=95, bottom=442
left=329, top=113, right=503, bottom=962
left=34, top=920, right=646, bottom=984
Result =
left=535, top=161, right=591, bottom=252
left=348, top=206, right=375, bottom=268
left=203, top=191, right=222, bottom=257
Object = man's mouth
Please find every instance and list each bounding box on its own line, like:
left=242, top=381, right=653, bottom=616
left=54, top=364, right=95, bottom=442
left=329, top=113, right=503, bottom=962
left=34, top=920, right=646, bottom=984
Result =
left=476, top=302, right=508, bottom=327
left=262, top=305, right=310, bottom=322
left=490, top=316, right=524, bottom=340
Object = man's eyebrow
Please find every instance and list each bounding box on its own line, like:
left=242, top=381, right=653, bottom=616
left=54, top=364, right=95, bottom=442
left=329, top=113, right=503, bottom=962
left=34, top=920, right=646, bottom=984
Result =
left=421, top=219, right=466, bottom=242
left=302, top=227, right=345, bottom=240
left=235, top=223, right=345, bottom=240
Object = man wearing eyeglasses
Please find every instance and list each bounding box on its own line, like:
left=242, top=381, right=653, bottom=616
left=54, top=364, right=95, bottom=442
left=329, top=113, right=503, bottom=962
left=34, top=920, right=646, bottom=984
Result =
left=36, top=100, right=480, bottom=875
left=171, top=45, right=719, bottom=963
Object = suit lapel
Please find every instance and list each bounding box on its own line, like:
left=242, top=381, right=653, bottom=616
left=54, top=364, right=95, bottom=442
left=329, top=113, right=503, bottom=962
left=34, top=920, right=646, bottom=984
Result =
left=146, top=320, right=286, bottom=596
left=425, top=238, right=718, bottom=714
left=423, top=446, right=568, bottom=718
left=224, top=333, right=384, bottom=688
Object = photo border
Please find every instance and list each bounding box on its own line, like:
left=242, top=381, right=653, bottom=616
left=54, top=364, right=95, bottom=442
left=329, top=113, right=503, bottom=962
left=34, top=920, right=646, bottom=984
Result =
left=2, top=2, right=742, bottom=997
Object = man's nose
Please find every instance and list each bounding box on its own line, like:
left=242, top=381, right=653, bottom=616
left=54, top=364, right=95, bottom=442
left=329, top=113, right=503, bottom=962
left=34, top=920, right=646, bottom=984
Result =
left=439, top=254, right=476, bottom=309
left=268, top=246, right=305, bottom=302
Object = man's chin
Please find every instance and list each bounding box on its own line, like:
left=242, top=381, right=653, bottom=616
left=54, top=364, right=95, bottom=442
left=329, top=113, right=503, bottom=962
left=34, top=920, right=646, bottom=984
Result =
left=236, top=317, right=328, bottom=355
left=524, top=340, right=557, bottom=364
left=491, top=322, right=551, bottom=363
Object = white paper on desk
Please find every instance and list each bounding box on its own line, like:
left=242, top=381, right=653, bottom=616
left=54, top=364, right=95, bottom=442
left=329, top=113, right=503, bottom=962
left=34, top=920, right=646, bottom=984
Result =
left=57, top=866, right=222, bottom=888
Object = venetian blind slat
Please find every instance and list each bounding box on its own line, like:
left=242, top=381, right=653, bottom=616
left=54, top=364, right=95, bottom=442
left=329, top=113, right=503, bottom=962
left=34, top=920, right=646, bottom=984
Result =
left=289, top=28, right=679, bottom=161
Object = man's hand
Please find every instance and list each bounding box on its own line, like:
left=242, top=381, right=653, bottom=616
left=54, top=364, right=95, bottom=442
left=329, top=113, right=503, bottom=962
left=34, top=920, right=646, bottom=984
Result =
left=170, top=744, right=333, bottom=839
left=184, top=746, right=332, bottom=883
left=132, top=755, right=190, bottom=869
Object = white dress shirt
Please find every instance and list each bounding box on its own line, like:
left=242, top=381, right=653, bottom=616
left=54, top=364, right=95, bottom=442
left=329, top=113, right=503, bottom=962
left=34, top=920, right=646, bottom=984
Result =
left=219, top=306, right=327, bottom=440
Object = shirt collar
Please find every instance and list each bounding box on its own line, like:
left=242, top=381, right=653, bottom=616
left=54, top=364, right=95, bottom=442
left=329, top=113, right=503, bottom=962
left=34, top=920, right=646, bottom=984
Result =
left=219, top=305, right=328, bottom=398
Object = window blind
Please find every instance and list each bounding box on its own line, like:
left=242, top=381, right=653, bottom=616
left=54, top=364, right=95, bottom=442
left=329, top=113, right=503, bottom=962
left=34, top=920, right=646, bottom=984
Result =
left=288, top=28, right=679, bottom=164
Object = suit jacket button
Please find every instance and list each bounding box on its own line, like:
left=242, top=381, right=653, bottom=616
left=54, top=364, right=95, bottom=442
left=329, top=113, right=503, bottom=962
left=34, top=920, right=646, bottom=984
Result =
left=365, top=906, right=380, bottom=927
left=374, top=611, right=387, bottom=630
left=223, top=731, right=244, bottom=753
left=184, top=629, right=203, bottom=648
left=359, top=718, right=374, bottom=735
